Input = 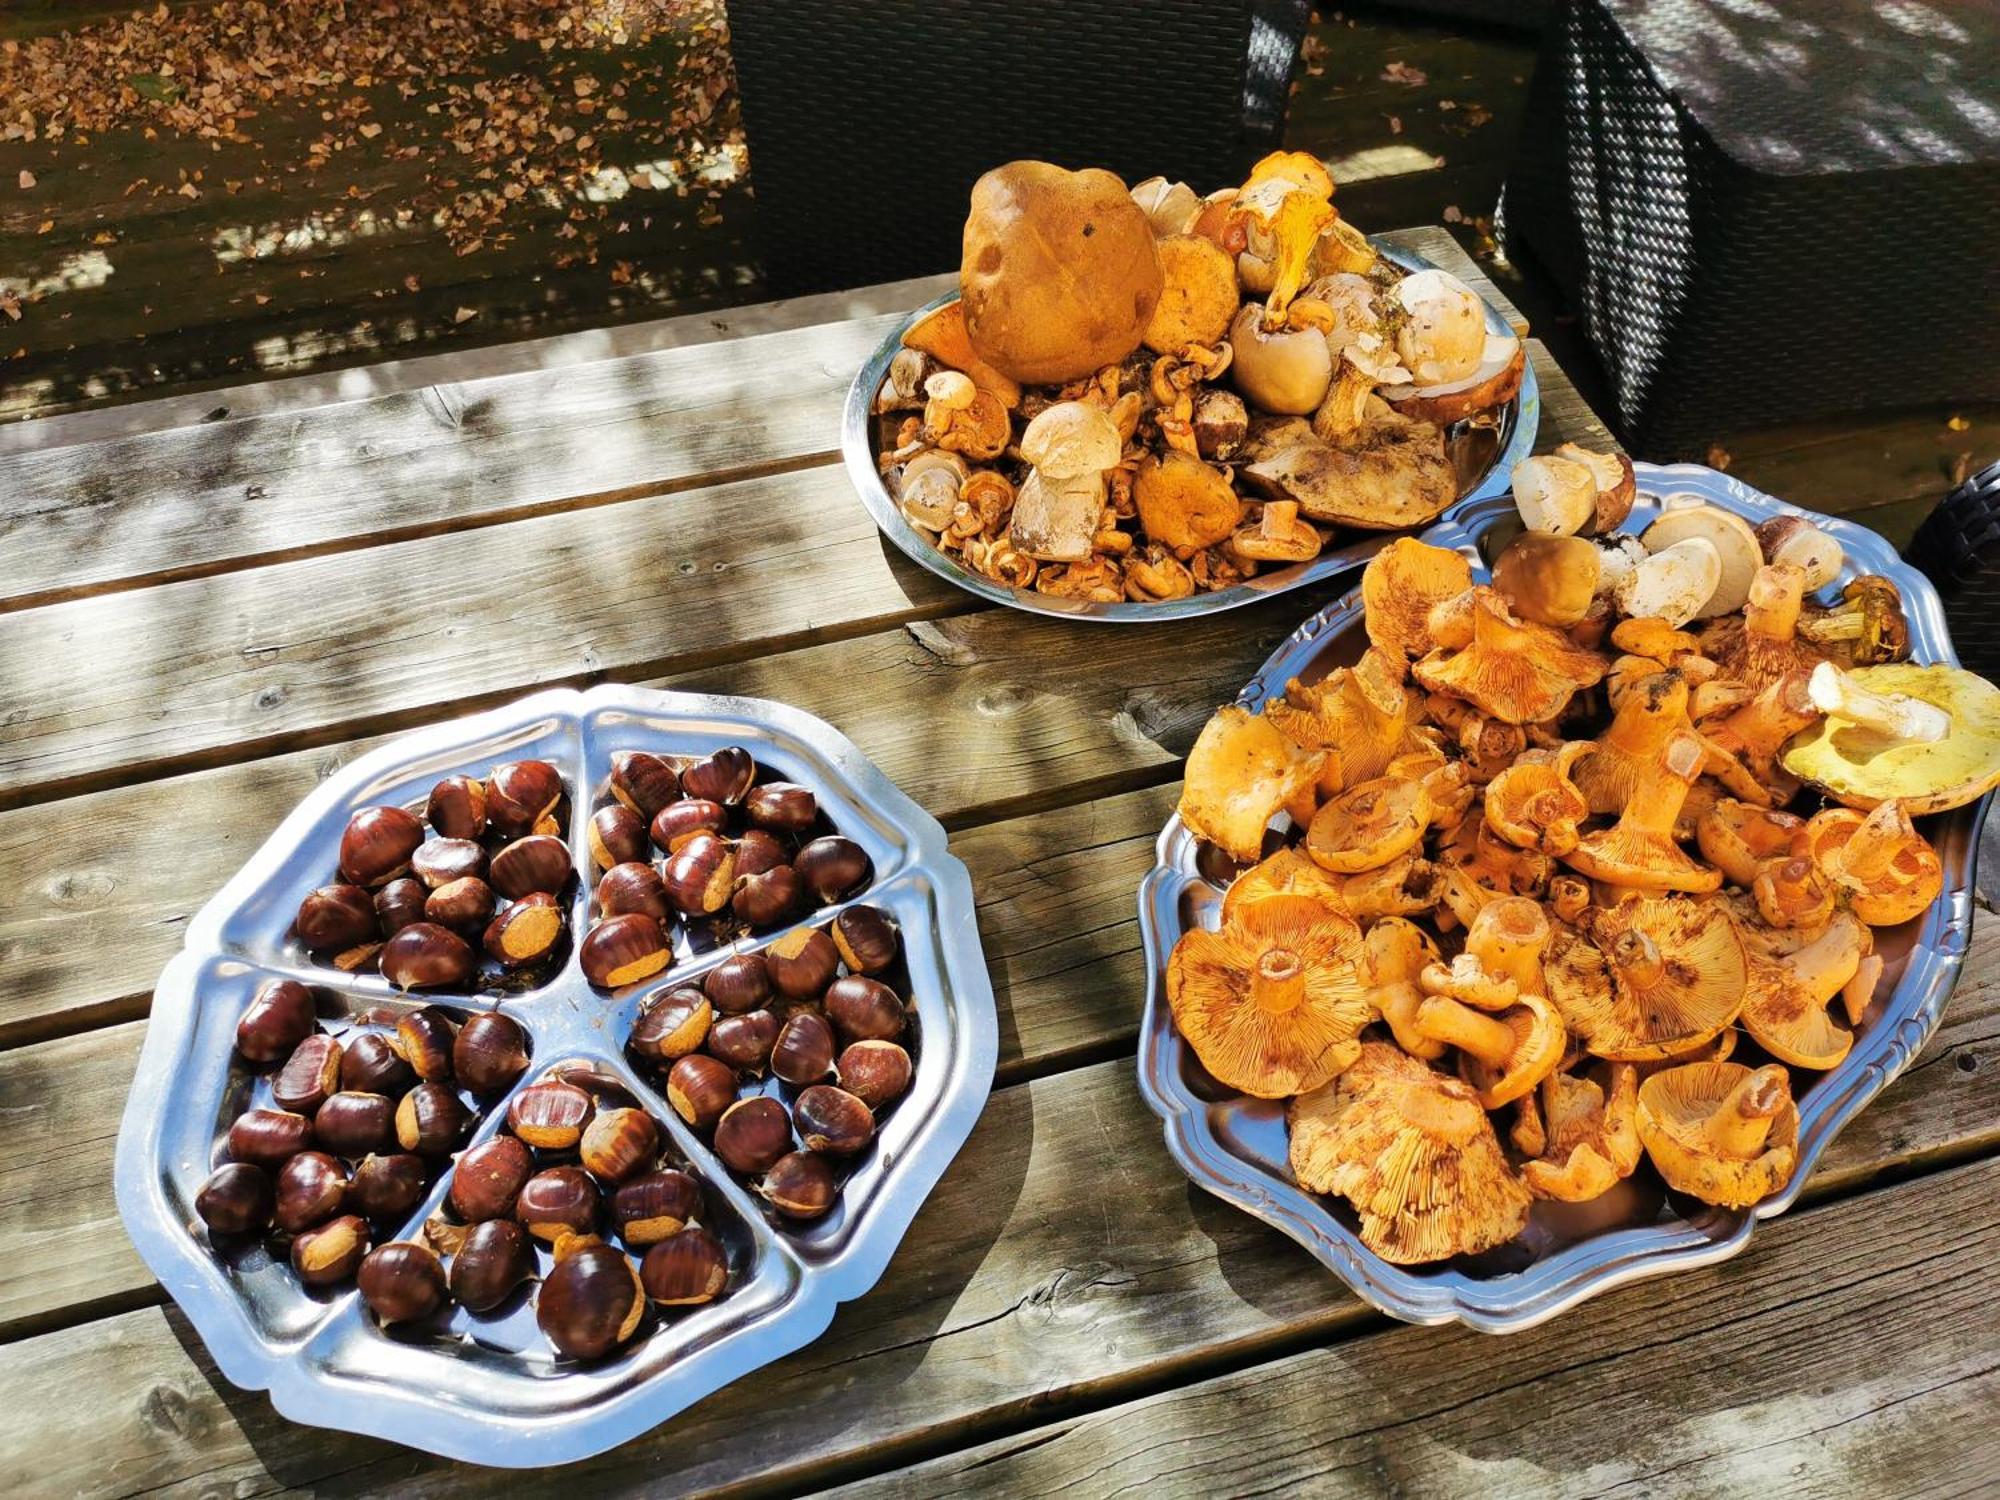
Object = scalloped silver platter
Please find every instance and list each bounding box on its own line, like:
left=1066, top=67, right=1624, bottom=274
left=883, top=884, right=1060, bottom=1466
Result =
left=841, top=239, right=1540, bottom=622
left=1137, top=462, right=1989, bottom=1333
left=114, top=685, right=997, bottom=1466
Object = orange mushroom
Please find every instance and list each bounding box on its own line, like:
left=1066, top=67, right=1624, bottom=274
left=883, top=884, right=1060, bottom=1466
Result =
left=1178, top=704, right=1325, bottom=863
left=1564, top=732, right=1722, bottom=894
left=1695, top=562, right=1831, bottom=690
left=1360, top=538, right=1475, bottom=663
left=1410, top=974, right=1565, bottom=1108
left=1436, top=818, right=1555, bottom=928
left=1735, top=908, right=1866, bottom=1070
left=1483, top=743, right=1591, bottom=855
left=1800, top=801, right=1944, bottom=926
left=1544, top=896, right=1746, bottom=1060
left=1637, top=1061, right=1798, bottom=1208
left=1695, top=797, right=1808, bottom=886
left=1336, top=853, right=1445, bottom=920
left=1361, top=917, right=1444, bottom=1060
left=1520, top=1064, right=1643, bottom=1202
left=1463, top=895, right=1555, bottom=999
left=1220, top=846, right=1349, bottom=925
left=1570, top=667, right=1689, bottom=816
left=1263, top=647, right=1429, bottom=799
left=1304, top=773, right=1433, bottom=873
left=1700, top=670, right=1819, bottom=793
left=1413, top=587, right=1608, bottom=725
left=1750, top=855, right=1835, bottom=930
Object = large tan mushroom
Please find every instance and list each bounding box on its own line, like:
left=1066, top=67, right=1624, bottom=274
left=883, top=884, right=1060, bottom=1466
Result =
left=1144, top=234, right=1240, bottom=354
left=1133, top=451, right=1245, bottom=557
left=1544, top=895, right=1747, bottom=1060
left=1637, top=1061, right=1798, bottom=1209
left=1241, top=421, right=1459, bottom=532
left=1783, top=662, right=2000, bottom=815
left=1177, top=705, right=1325, bottom=864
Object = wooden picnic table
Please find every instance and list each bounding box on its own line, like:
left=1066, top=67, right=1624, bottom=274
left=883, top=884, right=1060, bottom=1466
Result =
left=1, top=226, right=1994, bottom=1499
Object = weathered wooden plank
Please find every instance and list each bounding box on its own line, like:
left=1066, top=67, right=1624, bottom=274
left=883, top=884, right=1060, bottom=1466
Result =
left=834, top=1155, right=2000, bottom=1500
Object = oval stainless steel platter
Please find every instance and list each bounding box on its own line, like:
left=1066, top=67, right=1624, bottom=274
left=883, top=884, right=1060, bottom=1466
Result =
left=1136, top=462, right=1989, bottom=1332
left=114, top=685, right=997, bottom=1465
left=842, top=240, right=1540, bottom=623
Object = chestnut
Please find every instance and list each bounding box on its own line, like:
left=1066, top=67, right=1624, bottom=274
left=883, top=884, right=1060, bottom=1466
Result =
left=714, top=1096, right=792, bottom=1175
left=629, top=987, right=712, bottom=1063
left=291, top=1214, right=369, bottom=1288
left=228, top=1108, right=314, bottom=1170
left=453, top=1011, right=530, bottom=1094
left=485, top=759, right=563, bottom=840
left=579, top=1107, right=660, bottom=1185
left=424, top=877, right=498, bottom=938
left=195, top=1162, right=275, bottom=1235
left=508, top=1078, right=594, bottom=1149
left=358, top=1241, right=448, bottom=1324
left=348, top=1153, right=430, bottom=1224
left=744, top=782, right=818, bottom=835
left=759, top=1151, right=838, bottom=1220
left=313, top=1091, right=396, bottom=1156
left=395, top=1082, right=472, bottom=1157
left=609, top=1168, right=701, bottom=1246
left=450, top=1134, right=535, bottom=1221
left=450, top=1219, right=535, bottom=1312
left=235, top=980, right=318, bottom=1063
left=489, top=835, right=572, bottom=902
left=516, top=1165, right=601, bottom=1241
left=609, top=750, right=681, bottom=820
left=538, top=1243, right=646, bottom=1359
left=838, top=1040, right=913, bottom=1109
left=794, top=1085, right=874, bottom=1155
left=551, top=1062, right=640, bottom=1108
left=393, top=1005, right=460, bottom=1082
left=795, top=836, right=871, bottom=905
left=411, top=837, right=488, bottom=889
left=650, top=798, right=727, bottom=853
left=426, top=774, right=489, bottom=840
left=680, top=746, right=754, bottom=806
left=734, top=829, right=789, bottom=879
left=770, top=1012, right=837, bottom=1087
left=484, top=891, right=565, bottom=967
left=338, top=806, right=425, bottom=887
left=824, top=975, right=906, bottom=1043
left=596, top=861, right=672, bottom=924
left=296, top=883, right=377, bottom=953
left=374, top=877, right=431, bottom=938
left=274, top=1150, right=349, bottom=1234
left=380, top=923, right=475, bottom=991
left=341, top=1032, right=416, bottom=1096
left=703, top=952, right=772, bottom=1015
left=731, top=864, right=802, bottom=928
left=589, top=804, right=651, bottom=872
left=666, top=1054, right=737, bottom=1130
left=708, top=1010, right=781, bottom=1074
left=764, top=926, right=839, bottom=1001
left=580, top=913, right=671, bottom=990
left=831, top=905, right=899, bottom=975
left=639, top=1225, right=729, bottom=1305
left=661, top=832, right=735, bottom=917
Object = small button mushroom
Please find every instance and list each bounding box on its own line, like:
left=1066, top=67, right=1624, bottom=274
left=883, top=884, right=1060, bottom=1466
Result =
left=1191, top=388, right=1249, bottom=460
left=1754, top=514, right=1843, bottom=591
left=1613, top=536, right=1721, bottom=628
left=921, top=371, right=1009, bottom=461
left=873, top=347, right=938, bottom=413
left=1006, top=401, right=1123, bottom=562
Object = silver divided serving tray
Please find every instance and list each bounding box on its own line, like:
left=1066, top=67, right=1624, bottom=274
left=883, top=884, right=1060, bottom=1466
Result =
left=1137, top=462, right=1989, bottom=1333
left=842, top=239, right=1540, bottom=622
left=114, top=686, right=997, bottom=1466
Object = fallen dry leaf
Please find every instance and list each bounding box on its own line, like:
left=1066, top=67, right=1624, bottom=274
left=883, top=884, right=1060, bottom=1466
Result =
left=1387, top=114, right=1403, bottom=135
left=1946, top=414, right=1970, bottom=432
left=18, top=168, right=34, bottom=188
left=453, top=305, right=477, bottom=323
left=1705, top=444, right=1733, bottom=471
left=1443, top=204, right=1465, bottom=223
left=1950, top=451, right=1974, bottom=486
left=1381, top=61, right=1428, bottom=86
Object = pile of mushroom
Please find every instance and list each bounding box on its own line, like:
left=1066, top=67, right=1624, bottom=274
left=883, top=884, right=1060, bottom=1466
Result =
left=1166, top=485, right=2000, bottom=1263
left=875, top=153, right=1527, bottom=602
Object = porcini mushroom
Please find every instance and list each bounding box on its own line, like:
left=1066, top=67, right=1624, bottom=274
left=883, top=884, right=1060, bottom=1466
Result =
left=1736, top=909, right=1865, bottom=1070
left=1377, top=272, right=1526, bottom=426
left=1484, top=743, right=1591, bottom=856
left=1510, top=454, right=1598, bottom=537
left=1614, top=537, right=1722, bottom=629
left=1554, top=443, right=1637, bottom=534
left=1008, top=400, right=1123, bottom=562
left=1492, top=532, right=1603, bottom=627
left=1241, top=422, right=1458, bottom=531
left=1754, top=514, right=1843, bottom=592
left=1564, top=731, right=1722, bottom=894
left=1360, top=538, right=1475, bottom=662
left=1288, top=1041, right=1532, bottom=1263
left=1799, top=801, right=1944, bottom=925
left=1133, top=450, right=1245, bottom=556
left=1641, top=505, right=1763, bottom=618
left=1520, top=1064, right=1642, bottom=1202
left=1411, top=979, right=1565, bottom=1108
left=1228, top=302, right=1334, bottom=414
left=1166, top=894, right=1371, bottom=1097
left=892, top=450, right=969, bottom=533
left=1782, top=662, right=2000, bottom=814
left=1636, top=1061, right=1798, bottom=1209
left=1412, top=587, right=1608, bottom=725
left=1544, top=896, right=1747, bottom=1060
left=1178, top=705, right=1325, bottom=863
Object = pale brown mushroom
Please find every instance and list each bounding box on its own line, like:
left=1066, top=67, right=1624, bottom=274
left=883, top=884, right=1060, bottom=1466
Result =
left=1226, top=501, right=1322, bottom=567
left=1134, top=450, right=1245, bottom=556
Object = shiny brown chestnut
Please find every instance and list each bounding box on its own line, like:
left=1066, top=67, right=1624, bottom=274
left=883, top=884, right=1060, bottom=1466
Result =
left=450, top=1219, right=535, bottom=1312
left=732, top=864, right=803, bottom=928
left=824, top=975, right=907, bottom=1043
left=379, top=923, right=476, bottom=991
left=454, top=1011, right=530, bottom=1094
left=313, top=1091, right=396, bottom=1156
left=764, top=926, right=840, bottom=1001
left=589, top=804, right=651, bottom=872
left=393, top=1005, right=460, bottom=1082
left=629, top=987, right=712, bottom=1063
left=292, top=1214, right=369, bottom=1288
left=196, top=1162, right=276, bottom=1235
left=609, top=750, right=681, bottom=819
left=340, top=1032, right=416, bottom=1096
left=649, top=798, right=727, bottom=854
left=374, top=877, right=431, bottom=937
left=538, top=1243, right=646, bottom=1359
left=666, top=1054, right=737, bottom=1130
left=484, top=891, right=565, bottom=967
left=358, top=1241, right=449, bottom=1324
left=744, top=782, right=819, bottom=835
left=348, top=1153, right=430, bottom=1224
left=411, top=837, right=488, bottom=889
left=507, top=1078, right=594, bottom=1149
left=395, top=1082, right=473, bottom=1157
left=838, top=1040, right=913, bottom=1109
left=714, top=1096, right=793, bottom=1175
left=579, top=1107, right=661, bottom=1185
left=228, top=1108, right=314, bottom=1170
left=236, top=980, right=319, bottom=1064
left=516, top=1165, right=601, bottom=1242
left=580, top=912, right=672, bottom=989
left=450, top=1134, right=535, bottom=1222
left=703, top=952, right=772, bottom=1015
left=596, top=861, right=672, bottom=924
left=759, top=1151, right=838, bottom=1219
left=549, top=1062, right=640, bottom=1108
left=831, top=905, right=899, bottom=975
left=708, top=1010, right=781, bottom=1074
left=609, top=1168, right=702, bottom=1246
left=661, top=832, right=736, bottom=917
left=426, top=774, right=489, bottom=840
left=338, top=806, right=426, bottom=887
left=794, top=1085, right=874, bottom=1155
left=681, top=746, right=755, bottom=806
left=296, top=883, right=378, bottom=953
left=795, top=836, right=871, bottom=905
left=734, top=829, right=789, bottom=879
left=639, top=1226, right=729, bottom=1305
left=274, top=1150, right=349, bottom=1234
left=770, top=1012, right=837, bottom=1086
left=490, top=834, right=573, bottom=900
left=425, top=872, right=496, bottom=932
left=485, top=759, right=564, bottom=840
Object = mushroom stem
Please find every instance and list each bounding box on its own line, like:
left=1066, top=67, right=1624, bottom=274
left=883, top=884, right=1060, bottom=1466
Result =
left=1744, top=564, right=1805, bottom=643
left=1753, top=856, right=1833, bottom=930
left=1413, top=995, right=1516, bottom=1068
left=1466, top=898, right=1551, bottom=996
left=1705, top=1064, right=1792, bottom=1160
left=1548, top=875, right=1591, bottom=924
left=1807, top=662, right=1950, bottom=744
left=1607, top=928, right=1666, bottom=990
left=1251, top=948, right=1307, bottom=1016
left=1377, top=983, right=1446, bottom=1060
left=1843, top=953, right=1884, bottom=1027
left=1830, top=800, right=1921, bottom=884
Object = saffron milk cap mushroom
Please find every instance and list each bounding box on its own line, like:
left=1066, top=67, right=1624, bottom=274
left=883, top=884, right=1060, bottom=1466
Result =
left=1798, top=801, right=1945, bottom=925
left=1544, top=895, right=1746, bottom=1060
left=1735, top=908, right=1866, bottom=1070
left=1520, top=1064, right=1642, bottom=1202
left=1177, top=704, right=1325, bottom=863
left=1412, top=587, right=1607, bottom=724
left=1637, top=1061, right=1798, bottom=1208
left=1360, top=538, right=1474, bottom=661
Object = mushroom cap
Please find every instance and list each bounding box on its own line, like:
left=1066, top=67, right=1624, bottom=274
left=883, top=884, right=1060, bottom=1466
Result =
left=1694, top=798, right=1806, bottom=886
left=1361, top=538, right=1475, bottom=662
left=1263, top=650, right=1421, bottom=796
left=1798, top=802, right=1945, bottom=926
left=1637, top=1061, right=1799, bottom=1209
left=1228, top=500, right=1322, bottom=565
left=1390, top=269, right=1486, bottom=385
left=1166, top=894, right=1372, bottom=1097
left=1229, top=303, right=1334, bottom=415
left=1781, top=663, right=2000, bottom=815
left=1521, top=1064, right=1642, bottom=1202
left=1483, top=743, right=1590, bottom=856
left=1572, top=667, right=1690, bottom=816
left=1492, top=532, right=1603, bottom=628
left=1545, top=896, right=1746, bottom=1060
left=1735, top=910, right=1863, bottom=1071
left=1130, top=175, right=1201, bottom=237
left=1177, top=705, right=1324, bottom=863
left=1564, top=733, right=1723, bottom=894
left=1412, top=587, right=1608, bottom=725
left=1419, top=990, right=1565, bottom=1108
left=897, top=298, right=1024, bottom=408
left=1305, top=773, right=1431, bottom=873
left=1019, top=400, right=1123, bottom=479
left=1241, top=421, right=1458, bottom=532
left=1134, top=451, right=1244, bottom=554
left=1642, top=505, right=1763, bottom=619
left=1221, top=847, right=1349, bottom=925
left=1143, top=234, right=1240, bottom=353
left=1288, top=1041, right=1531, bottom=1263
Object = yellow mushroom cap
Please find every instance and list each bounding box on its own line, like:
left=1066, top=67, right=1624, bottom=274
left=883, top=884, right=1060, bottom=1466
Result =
left=1221, top=846, right=1350, bottom=926
left=1544, top=896, right=1747, bottom=1061
left=1735, top=910, right=1864, bottom=1071
left=1413, top=587, right=1607, bottom=725
left=1178, top=704, right=1324, bottom=864
left=1637, top=1061, right=1799, bottom=1209
left=1782, top=663, right=2000, bottom=816
left=1360, top=538, right=1475, bottom=662
left=1305, top=773, right=1432, bottom=874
